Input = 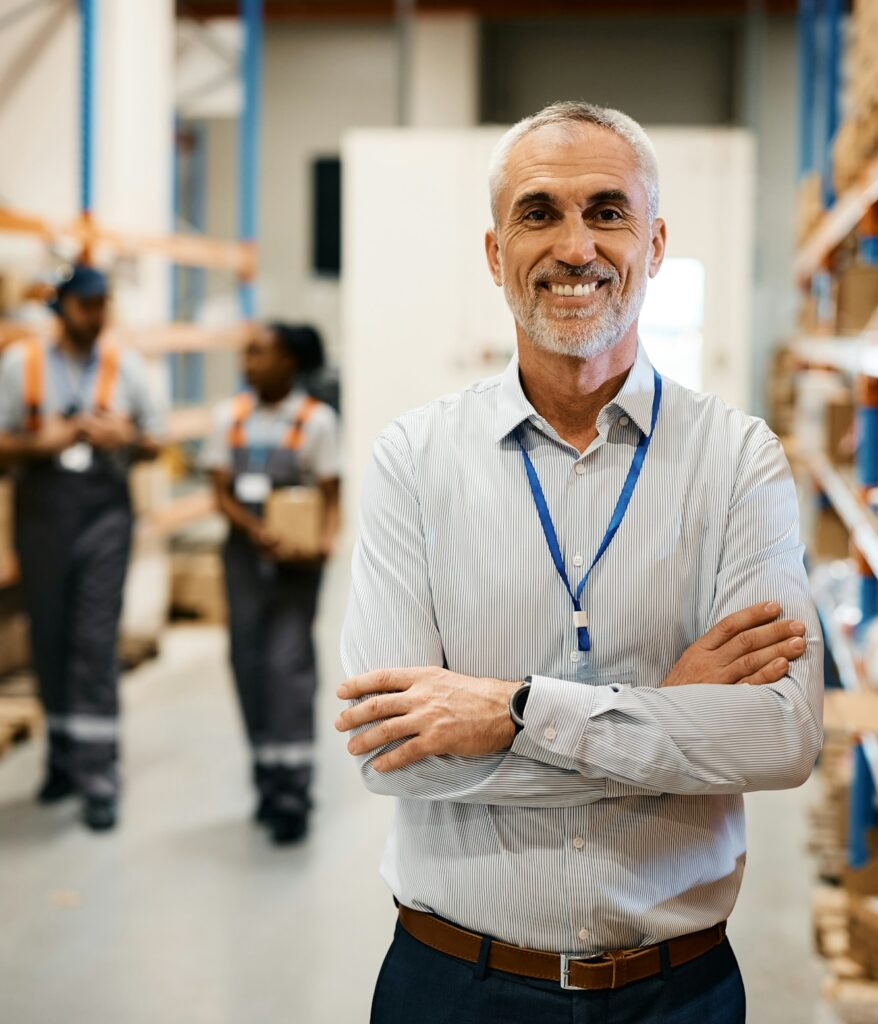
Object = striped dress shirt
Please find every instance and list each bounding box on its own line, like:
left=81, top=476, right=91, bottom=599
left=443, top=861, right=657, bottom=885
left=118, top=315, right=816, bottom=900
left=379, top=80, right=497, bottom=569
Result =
left=340, top=341, right=823, bottom=956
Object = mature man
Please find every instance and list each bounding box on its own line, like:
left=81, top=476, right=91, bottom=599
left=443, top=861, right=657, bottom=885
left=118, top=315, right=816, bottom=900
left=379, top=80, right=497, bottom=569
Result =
left=0, top=264, right=162, bottom=831
left=337, top=102, right=822, bottom=1023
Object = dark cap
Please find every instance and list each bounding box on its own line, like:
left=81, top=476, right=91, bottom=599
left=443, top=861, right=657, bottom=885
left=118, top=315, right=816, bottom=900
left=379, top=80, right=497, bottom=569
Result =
left=49, top=264, right=109, bottom=314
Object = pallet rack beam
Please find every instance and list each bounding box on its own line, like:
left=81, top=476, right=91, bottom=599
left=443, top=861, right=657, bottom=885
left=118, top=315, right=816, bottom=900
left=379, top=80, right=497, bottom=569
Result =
left=808, top=453, right=878, bottom=577
left=794, top=155, right=878, bottom=285
left=793, top=337, right=878, bottom=376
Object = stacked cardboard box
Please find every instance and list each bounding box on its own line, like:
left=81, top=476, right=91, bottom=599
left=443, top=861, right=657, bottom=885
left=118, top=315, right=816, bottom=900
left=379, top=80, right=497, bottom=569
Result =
left=0, top=476, right=15, bottom=586
left=832, top=1, right=878, bottom=197
left=171, top=550, right=227, bottom=624
left=808, top=729, right=853, bottom=883
left=836, top=264, right=878, bottom=333
left=797, top=172, right=824, bottom=246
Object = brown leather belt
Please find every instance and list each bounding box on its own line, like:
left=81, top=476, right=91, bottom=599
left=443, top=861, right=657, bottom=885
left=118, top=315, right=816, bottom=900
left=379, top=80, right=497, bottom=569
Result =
left=398, top=904, right=727, bottom=991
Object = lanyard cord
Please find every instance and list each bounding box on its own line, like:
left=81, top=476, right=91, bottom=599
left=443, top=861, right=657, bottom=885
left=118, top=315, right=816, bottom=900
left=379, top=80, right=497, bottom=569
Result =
left=515, top=369, right=662, bottom=652
left=51, top=349, right=96, bottom=415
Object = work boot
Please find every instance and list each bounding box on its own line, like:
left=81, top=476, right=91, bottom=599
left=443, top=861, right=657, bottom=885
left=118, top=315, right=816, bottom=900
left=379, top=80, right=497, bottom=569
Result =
left=83, top=796, right=118, bottom=832
left=253, top=762, right=276, bottom=826
left=37, top=766, right=76, bottom=805
left=269, top=765, right=312, bottom=846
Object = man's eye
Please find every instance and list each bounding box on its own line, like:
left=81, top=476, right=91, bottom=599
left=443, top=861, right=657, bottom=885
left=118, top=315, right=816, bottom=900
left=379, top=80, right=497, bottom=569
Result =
left=523, top=209, right=548, bottom=222
left=595, top=208, right=623, bottom=222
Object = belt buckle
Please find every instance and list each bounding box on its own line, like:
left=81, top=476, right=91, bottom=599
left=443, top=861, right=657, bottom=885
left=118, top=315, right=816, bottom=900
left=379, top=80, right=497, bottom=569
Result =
left=560, top=953, right=590, bottom=990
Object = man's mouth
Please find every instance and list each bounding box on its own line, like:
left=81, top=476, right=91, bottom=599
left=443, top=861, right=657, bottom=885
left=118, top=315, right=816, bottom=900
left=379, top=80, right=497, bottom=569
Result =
left=541, top=280, right=609, bottom=298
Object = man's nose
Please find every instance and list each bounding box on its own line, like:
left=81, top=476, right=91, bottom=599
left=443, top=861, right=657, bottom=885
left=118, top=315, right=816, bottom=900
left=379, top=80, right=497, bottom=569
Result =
left=552, top=215, right=597, bottom=268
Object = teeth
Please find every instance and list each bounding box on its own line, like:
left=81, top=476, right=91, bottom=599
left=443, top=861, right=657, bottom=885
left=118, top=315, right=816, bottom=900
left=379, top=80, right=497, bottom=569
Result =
left=549, top=281, right=601, bottom=296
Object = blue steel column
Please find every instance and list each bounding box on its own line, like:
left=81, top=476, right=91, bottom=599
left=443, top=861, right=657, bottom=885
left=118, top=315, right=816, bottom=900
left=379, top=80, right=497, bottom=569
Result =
left=798, top=0, right=816, bottom=179
left=821, top=0, right=843, bottom=208
left=238, top=0, right=263, bottom=320
left=78, top=0, right=98, bottom=259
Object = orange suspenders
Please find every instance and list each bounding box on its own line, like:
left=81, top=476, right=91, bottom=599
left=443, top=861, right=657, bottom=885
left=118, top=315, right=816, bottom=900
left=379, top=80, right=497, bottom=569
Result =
left=21, top=340, right=121, bottom=432
left=227, top=393, right=320, bottom=452
left=93, top=343, right=120, bottom=414
left=23, top=339, right=43, bottom=433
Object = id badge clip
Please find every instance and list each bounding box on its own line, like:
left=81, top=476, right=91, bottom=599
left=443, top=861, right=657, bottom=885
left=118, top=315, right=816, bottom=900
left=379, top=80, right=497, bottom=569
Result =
left=235, top=473, right=272, bottom=503
left=58, top=443, right=93, bottom=473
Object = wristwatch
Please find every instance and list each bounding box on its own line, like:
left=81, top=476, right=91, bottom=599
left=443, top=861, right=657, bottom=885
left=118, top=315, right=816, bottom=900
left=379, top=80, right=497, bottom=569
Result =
left=508, top=677, right=532, bottom=734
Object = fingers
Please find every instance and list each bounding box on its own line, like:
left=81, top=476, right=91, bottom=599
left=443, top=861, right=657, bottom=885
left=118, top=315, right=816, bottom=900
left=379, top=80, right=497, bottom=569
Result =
left=701, top=602, right=781, bottom=651
left=738, top=657, right=791, bottom=686
left=334, top=692, right=412, bottom=733
left=345, top=713, right=417, bottom=755
left=337, top=668, right=417, bottom=701
left=726, top=635, right=806, bottom=682
left=372, top=737, right=432, bottom=773
left=724, top=618, right=806, bottom=661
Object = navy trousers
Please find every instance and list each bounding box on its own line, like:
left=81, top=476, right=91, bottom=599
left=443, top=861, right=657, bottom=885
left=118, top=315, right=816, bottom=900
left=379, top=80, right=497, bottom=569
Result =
left=16, top=462, right=132, bottom=798
left=371, top=922, right=746, bottom=1024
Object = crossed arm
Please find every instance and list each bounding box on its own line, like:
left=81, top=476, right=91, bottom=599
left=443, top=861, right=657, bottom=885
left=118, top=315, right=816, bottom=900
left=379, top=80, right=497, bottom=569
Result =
left=337, top=430, right=823, bottom=806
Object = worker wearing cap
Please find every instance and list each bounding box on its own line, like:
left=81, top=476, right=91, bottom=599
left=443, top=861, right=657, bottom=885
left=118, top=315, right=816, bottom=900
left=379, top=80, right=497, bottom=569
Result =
left=203, top=322, right=341, bottom=844
left=0, top=264, right=163, bottom=832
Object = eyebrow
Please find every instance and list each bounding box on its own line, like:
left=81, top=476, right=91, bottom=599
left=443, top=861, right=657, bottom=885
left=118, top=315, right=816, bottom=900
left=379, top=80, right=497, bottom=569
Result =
left=509, top=187, right=633, bottom=218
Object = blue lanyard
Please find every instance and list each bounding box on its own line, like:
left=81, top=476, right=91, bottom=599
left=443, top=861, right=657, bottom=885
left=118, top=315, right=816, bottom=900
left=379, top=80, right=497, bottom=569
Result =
left=515, top=369, right=662, bottom=653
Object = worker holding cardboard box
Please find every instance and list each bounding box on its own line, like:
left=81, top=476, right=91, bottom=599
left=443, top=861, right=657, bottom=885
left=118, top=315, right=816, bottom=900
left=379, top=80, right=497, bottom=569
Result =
left=204, top=322, right=340, bottom=844
left=0, top=264, right=163, bottom=832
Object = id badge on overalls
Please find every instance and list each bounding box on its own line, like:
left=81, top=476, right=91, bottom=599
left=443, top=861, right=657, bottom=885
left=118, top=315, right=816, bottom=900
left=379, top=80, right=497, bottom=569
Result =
left=57, top=443, right=93, bottom=473
left=235, top=472, right=271, bottom=503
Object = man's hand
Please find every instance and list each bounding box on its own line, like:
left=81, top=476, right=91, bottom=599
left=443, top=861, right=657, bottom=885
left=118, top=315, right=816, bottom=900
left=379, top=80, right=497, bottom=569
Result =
left=80, top=412, right=138, bottom=451
left=661, top=602, right=807, bottom=688
left=335, top=669, right=520, bottom=772
left=35, top=416, right=84, bottom=455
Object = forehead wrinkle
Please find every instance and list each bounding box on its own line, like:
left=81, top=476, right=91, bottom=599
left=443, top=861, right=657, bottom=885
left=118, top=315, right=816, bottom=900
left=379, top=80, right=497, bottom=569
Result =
left=499, top=126, right=648, bottom=221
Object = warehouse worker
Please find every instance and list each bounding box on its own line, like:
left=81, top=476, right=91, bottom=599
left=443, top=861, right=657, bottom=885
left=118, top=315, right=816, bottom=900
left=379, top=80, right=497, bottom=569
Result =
left=204, top=323, right=340, bottom=845
left=0, top=264, right=162, bottom=832
left=337, top=101, right=823, bottom=1023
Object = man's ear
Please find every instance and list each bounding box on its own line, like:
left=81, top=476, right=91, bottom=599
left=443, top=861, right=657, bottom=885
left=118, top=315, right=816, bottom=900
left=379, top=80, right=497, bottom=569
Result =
left=485, top=228, right=503, bottom=287
left=648, top=218, right=667, bottom=279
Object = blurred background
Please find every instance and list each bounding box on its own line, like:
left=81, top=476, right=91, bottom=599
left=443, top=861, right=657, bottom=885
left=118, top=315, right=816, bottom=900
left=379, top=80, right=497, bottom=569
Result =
left=1, top=0, right=878, bottom=1021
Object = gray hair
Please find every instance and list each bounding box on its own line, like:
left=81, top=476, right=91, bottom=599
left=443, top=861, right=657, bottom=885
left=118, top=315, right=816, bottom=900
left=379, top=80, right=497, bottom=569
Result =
left=488, top=100, right=660, bottom=225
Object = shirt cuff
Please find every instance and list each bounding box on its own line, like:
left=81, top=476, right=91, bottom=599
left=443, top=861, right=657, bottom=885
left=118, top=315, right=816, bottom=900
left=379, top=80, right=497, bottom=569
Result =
left=510, top=675, right=598, bottom=770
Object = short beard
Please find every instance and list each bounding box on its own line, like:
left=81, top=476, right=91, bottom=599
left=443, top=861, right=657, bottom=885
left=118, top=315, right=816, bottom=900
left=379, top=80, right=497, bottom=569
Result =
left=503, top=255, right=649, bottom=360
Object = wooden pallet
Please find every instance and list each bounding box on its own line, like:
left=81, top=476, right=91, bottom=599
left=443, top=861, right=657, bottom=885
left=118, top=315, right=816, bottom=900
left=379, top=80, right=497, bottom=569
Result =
left=0, top=696, right=42, bottom=757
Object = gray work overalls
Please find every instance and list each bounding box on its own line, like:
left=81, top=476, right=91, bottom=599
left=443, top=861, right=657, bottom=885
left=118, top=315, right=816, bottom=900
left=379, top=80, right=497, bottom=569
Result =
left=222, top=391, right=323, bottom=812
left=14, top=340, right=132, bottom=798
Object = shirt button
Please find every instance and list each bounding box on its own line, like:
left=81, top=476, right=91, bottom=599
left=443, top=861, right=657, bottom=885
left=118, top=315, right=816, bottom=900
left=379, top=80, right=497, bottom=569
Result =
left=619, top=416, right=630, bottom=427
left=578, top=928, right=590, bottom=942
left=543, top=726, right=557, bottom=742
left=572, top=836, right=585, bottom=850
left=570, top=651, right=580, bottom=663
left=574, top=463, right=586, bottom=476
left=572, top=553, right=583, bottom=567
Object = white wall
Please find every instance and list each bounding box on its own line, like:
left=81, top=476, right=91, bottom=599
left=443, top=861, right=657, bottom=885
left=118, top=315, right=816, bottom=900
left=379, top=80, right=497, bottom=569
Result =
left=201, top=23, right=398, bottom=377
left=409, top=14, right=479, bottom=127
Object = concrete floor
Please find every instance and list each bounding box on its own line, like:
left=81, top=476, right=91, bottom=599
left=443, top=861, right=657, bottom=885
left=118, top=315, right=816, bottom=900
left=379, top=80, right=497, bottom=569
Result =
left=0, top=560, right=829, bottom=1023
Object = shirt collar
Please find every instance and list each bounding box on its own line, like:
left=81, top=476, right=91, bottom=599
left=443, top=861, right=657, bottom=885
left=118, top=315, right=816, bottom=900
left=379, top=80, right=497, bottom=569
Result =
left=493, top=340, right=657, bottom=444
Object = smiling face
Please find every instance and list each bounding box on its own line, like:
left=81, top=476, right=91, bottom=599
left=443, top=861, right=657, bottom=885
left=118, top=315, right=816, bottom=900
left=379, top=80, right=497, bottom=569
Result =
left=486, top=123, right=666, bottom=361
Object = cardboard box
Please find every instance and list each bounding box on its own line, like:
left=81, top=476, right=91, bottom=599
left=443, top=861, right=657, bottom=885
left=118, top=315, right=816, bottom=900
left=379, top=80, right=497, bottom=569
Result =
left=0, top=477, right=15, bottom=585
left=836, top=265, right=878, bottom=334
left=171, top=550, right=226, bottom=623
left=0, top=613, right=29, bottom=677
left=826, top=396, right=856, bottom=464
left=265, top=487, right=324, bottom=557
